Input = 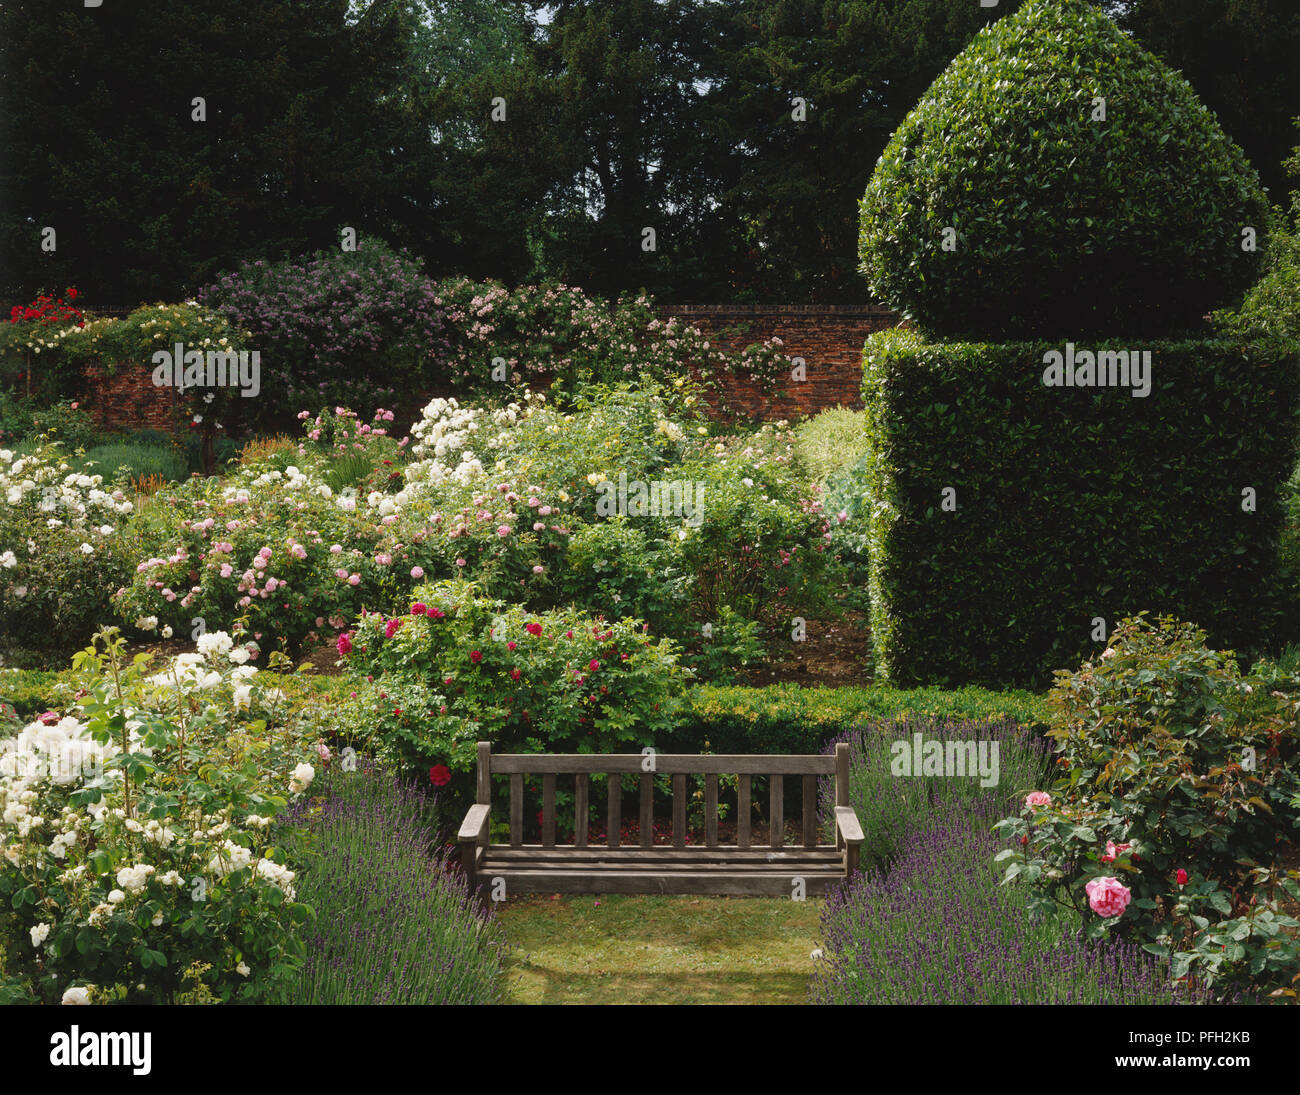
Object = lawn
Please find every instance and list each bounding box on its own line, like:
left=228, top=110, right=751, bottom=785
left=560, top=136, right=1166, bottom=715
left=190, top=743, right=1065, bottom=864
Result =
left=496, top=894, right=823, bottom=1005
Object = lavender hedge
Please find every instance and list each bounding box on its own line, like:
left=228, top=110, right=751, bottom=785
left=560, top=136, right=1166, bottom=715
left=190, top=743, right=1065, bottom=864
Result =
left=811, top=719, right=1186, bottom=1004
left=284, top=765, right=505, bottom=1005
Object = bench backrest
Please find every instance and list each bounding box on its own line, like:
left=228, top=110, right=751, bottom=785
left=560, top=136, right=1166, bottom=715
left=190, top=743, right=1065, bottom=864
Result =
left=473, top=742, right=850, bottom=852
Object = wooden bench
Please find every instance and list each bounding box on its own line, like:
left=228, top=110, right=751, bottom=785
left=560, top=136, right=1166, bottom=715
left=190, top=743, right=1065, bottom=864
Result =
left=457, top=742, right=864, bottom=898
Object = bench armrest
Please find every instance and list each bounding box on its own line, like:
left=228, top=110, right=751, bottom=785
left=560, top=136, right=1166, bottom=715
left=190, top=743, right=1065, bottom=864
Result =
left=458, top=803, right=491, bottom=845
left=835, top=806, right=864, bottom=876
left=834, top=806, right=863, bottom=846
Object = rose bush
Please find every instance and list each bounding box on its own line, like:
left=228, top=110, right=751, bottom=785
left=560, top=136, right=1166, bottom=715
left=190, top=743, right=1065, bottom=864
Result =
left=0, top=628, right=318, bottom=1005
left=0, top=442, right=137, bottom=667
left=994, top=615, right=1300, bottom=1001
left=343, top=577, right=685, bottom=762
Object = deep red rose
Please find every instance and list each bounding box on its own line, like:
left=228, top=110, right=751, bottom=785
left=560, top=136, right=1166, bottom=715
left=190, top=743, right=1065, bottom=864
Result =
left=470, top=650, right=482, bottom=663
left=429, top=764, right=452, bottom=787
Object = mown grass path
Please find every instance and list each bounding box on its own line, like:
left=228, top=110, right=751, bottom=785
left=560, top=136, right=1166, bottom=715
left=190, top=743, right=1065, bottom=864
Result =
left=496, top=894, right=824, bottom=1004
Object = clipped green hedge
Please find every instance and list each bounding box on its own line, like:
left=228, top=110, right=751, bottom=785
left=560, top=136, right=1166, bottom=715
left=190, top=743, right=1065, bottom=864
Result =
left=858, top=0, right=1267, bottom=339
left=860, top=327, right=1300, bottom=688
left=667, top=681, right=1051, bottom=755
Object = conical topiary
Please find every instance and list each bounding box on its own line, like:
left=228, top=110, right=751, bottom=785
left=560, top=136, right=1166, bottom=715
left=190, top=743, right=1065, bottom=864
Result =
left=858, top=0, right=1269, bottom=339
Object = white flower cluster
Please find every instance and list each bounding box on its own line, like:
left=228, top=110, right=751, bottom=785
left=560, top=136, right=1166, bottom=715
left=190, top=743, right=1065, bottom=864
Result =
left=0, top=714, right=122, bottom=793
left=405, top=393, right=544, bottom=493
left=1, top=448, right=133, bottom=575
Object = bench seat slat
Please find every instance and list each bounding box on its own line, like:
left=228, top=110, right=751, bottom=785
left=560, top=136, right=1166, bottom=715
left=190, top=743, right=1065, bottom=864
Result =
left=474, top=869, right=845, bottom=896
left=483, top=847, right=842, bottom=862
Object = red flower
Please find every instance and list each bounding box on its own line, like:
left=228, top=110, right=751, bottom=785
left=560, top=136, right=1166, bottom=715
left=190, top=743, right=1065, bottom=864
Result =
left=510, top=667, right=521, bottom=681
left=470, top=650, right=482, bottom=663
left=1176, top=869, right=1189, bottom=886
left=336, top=632, right=353, bottom=656
left=410, top=602, right=428, bottom=615
left=525, top=622, right=543, bottom=636
left=589, top=658, right=600, bottom=671
left=384, top=618, right=404, bottom=639
left=429, top=764, right=452, bottom=787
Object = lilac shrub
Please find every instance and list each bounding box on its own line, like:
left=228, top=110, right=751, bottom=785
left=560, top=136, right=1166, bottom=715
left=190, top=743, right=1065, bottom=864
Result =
left=197, top=237, right=448, bottom=425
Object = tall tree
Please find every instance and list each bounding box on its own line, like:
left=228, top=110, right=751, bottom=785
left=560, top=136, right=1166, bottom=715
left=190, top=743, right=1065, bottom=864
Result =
left=0, top=0, right=434, bottom=305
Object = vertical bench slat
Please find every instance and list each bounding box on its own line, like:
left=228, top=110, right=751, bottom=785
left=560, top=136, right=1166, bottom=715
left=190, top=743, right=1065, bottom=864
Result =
left=607, top=773, right=620, bottom=848
left=574, top=774, right=588, bottom=848
left=477, top=742, right=491, bottom=804
left=672, top=773, right=686, bottom=848
left=738, top=774, right=751, bottom=849
left=639, top=773, right=654, bottom=848
left=802, top=773, right=817, bottom=850
left=542, top=773, right=556, bottom=848
left=835, top=742, right=849, bottom=851
left=770, top=774, right=784, bottom=849
left=510, top=773, right=523, bottom=848
left=705, top=773, right=718, bottom=848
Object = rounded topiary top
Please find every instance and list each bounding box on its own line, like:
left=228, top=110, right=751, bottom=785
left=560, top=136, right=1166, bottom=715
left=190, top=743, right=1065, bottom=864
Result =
left=858, top=0, right=1268, bottom=339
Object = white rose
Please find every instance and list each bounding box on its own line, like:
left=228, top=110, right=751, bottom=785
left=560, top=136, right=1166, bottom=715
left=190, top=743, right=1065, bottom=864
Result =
left=30, top=922, right=51, bottom=947
left=236, top=961, right=250, bottom=977
left=61, top=986, right=92, bottom=1005
left=106, top=889, right=126, bottom=904
left=289, top=763, right=315, bottom=793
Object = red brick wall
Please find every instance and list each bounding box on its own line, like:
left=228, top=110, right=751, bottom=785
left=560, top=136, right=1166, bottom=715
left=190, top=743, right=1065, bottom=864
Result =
left=656, top=304, right=901, bottom=421
left=76, top=304, right=903, bottom=433
left=80, top=359, right=179, bottom=433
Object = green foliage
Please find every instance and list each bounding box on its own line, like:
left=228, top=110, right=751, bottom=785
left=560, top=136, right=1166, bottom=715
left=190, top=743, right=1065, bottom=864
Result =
left=860, top=327, right=1300, bottom=687
left=858, top=0, right=1268, bottom=338
left=79, top=442, right=190, bottom=488
left=0, top=0, right=439, bottom=304
left=669, top=681, right=1051, bottom=755
left=994, top=615, right=1300, bottom=1001
left=0, top=669, right=70, bottom=723
left=0, top=398, right=101, bottom=451
left=791, top=407, right=868, bottom=483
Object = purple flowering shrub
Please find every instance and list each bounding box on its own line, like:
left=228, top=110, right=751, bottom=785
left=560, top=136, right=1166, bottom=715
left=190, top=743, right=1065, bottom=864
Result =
left=284, top=763, right=505, bottom=1004
left=810, top=797, right=1185, bottom=1004
left=197, top=236, right=448, bottom=425
left=811, top=717, right=1184, bottom=1003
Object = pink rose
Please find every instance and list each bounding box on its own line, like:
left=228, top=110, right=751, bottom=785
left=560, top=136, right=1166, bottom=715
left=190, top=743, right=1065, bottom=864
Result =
left=335, top=568, right=349, bottom=580
left=337, top=632, right=352, bottom=656
left=1100, top=841, right=1132, bottom=865
left=1176, top=869, right=1189, bottom=886
left=1024, top=791, right=1051, bottom=808
left=496, top=525, right=510, bottom=538
left=348, top=574, right=360, bottom=586
left=1085, top=876, right=1131, bottom=918
left=411, top=565, right=424, bottom=578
